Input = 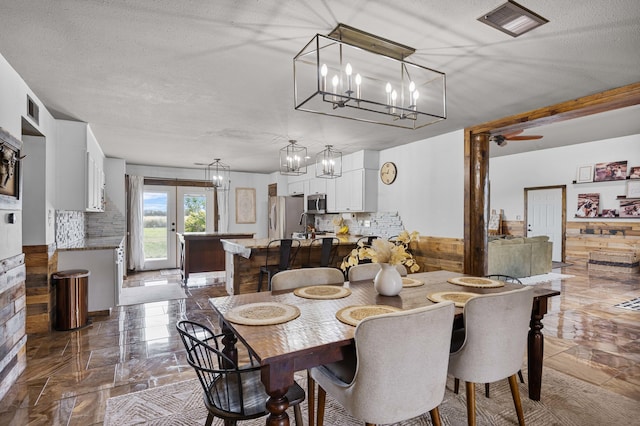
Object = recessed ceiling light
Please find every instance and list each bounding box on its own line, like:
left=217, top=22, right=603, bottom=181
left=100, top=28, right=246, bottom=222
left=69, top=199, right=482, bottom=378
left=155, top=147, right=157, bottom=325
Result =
left=478, top=0, right=548, bottom=37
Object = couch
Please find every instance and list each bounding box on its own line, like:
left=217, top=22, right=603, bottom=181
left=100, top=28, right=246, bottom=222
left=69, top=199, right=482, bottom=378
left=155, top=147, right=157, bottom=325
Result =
left=487, top=236, right=552, bottom=278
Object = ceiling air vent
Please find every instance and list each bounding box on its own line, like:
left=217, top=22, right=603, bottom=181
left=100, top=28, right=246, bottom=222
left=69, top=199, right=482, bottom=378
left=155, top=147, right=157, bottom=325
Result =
left=27, top=95, right=39, bottom=125
left=478, top=0, right=548, bottom=37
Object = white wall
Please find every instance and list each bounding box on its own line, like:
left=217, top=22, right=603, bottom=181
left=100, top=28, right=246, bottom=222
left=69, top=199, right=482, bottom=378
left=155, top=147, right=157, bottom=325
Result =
left=378, top=129, right=465, bottom=238
left=126, top=164, right=273, bottom=238
left=0, top=52, right=57, bottom=258
left=490, top=134, right=640, bottom=221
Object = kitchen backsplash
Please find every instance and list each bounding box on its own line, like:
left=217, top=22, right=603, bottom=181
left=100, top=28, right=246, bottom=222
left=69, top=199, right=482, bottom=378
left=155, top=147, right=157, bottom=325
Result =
left=55, top=210, right=85, bottom=248
left=86, top=194, right=126, bottom=238
left=315, top=211, right=405, bottom=238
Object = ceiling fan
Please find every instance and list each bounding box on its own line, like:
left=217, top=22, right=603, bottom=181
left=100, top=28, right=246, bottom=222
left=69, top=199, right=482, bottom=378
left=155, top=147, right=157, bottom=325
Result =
left=491, top=130, right=543, bottom=147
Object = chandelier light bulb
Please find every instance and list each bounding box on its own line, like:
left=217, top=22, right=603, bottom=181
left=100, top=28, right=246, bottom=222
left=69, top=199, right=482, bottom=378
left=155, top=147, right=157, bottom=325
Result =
left=321, top=64, right=328, bottom=77
left=409, top=81, right=415, bottom=93
left=320, top=63, right=328, bottom=91
left=345, top=63, right=352, bottom=76
left=355, top=73, right=362, bottom=99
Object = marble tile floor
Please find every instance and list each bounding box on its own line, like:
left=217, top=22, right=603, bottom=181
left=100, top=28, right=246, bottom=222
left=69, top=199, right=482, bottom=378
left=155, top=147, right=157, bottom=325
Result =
left=0, top=265, right=638, bottom=425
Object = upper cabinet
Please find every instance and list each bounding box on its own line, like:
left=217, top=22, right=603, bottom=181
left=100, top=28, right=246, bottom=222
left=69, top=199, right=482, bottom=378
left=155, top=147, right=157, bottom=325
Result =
left=56, top=120, right=105, bottom=212
left=326, top=150, right=379, bottom=213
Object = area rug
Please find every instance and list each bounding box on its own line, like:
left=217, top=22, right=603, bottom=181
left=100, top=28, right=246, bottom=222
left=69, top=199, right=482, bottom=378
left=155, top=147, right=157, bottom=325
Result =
left=519, top=273, right=574, bottom=286
left=103, top=368, right=637, bottom=425
left=119, top=284, right=186, bottom=306
left=615, top=297, right=640, bottom=311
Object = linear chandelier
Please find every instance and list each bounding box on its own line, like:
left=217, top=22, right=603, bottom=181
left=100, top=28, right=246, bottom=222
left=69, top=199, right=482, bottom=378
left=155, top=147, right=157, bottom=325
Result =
left=293, top=24, right=446, bottom=129
left=204, top=158, right=230, bottom=191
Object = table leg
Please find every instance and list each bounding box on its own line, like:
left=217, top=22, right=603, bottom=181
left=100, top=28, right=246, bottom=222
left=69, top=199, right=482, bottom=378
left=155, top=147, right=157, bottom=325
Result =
left=528, top=298, right=548, bottom=401
left=262, top=362, right=295, bottom=426
left=219, top=320, right=238, bottom=367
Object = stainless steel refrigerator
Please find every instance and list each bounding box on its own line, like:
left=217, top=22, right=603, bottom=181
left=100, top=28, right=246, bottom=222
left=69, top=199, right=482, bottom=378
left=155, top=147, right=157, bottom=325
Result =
left=268, top=196, right=305, bottom=239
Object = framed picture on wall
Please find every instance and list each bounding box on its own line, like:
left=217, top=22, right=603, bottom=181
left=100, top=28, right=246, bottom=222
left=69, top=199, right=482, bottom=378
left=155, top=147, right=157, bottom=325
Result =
left=576, top=193, right=599, bottom=217
left=620, top=199, right=640, bottom=218
left=593, top=160, right=627, bottom=181
left=235, top=187, right=256, bottom=224
left=627, top=180, right=640, bottom=198
left=0, top=128, right=23, bottom=209
left=576, top=164, right=594, bottom=183
left=629, top=166, right=640, bottom=179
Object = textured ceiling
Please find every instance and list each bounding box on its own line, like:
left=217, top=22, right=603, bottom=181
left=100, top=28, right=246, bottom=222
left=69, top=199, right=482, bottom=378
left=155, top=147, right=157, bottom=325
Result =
left=0, top=1, right=639, bottom=173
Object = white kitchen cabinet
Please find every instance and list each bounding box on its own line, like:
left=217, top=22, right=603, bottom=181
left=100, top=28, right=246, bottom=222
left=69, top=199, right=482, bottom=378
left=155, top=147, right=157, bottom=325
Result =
left=308, top=177, right=327, bottom=195
left=56, top=120, right=105, bottom=211
left=329, top=169, right=378, bottom=212
left=287, top=180, right=306, bottom=196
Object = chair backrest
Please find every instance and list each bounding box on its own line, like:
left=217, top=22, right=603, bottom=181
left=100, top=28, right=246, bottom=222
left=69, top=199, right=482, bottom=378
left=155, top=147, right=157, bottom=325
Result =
left=347, top=263, right=407, bottom=281
left=485, top=274, right=523, bottom=284
left=449, top=286, right=534, bottom=383
left=271, top=267, right=345, bottom=291
left=355, top=236, right=379, bottom=264
left=316, top=237, right=340, bottom=267
left=344, top=302, right=455, bottom=425
left=265, top=239, right=301, bottom=270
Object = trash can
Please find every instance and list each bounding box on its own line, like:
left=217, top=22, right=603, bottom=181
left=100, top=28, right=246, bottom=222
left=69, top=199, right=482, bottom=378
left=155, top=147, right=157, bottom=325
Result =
left=52, top=269, right=90, bottom=330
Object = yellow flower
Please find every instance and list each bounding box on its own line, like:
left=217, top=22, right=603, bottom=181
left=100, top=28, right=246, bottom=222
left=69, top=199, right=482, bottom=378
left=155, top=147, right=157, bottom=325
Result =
left=340, top=232, right=420, bottom=272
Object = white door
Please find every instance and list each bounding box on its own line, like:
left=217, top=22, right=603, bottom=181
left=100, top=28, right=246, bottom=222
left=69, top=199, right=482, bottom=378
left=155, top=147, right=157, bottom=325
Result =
left=142, top=186, right=177, bottom=270
left=177, top=187, right=215, bottom=233
left=526, top=187, right=564, bottom=261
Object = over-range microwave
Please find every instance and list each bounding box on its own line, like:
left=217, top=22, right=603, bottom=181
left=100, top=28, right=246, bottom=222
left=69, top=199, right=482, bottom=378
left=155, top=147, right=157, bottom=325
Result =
left=307, top=193, right=327, bottom=214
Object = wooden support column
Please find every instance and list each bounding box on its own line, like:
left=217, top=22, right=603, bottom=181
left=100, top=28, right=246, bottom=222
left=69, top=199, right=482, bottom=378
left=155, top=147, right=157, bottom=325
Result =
left=464, top=131, right=490, bottom=276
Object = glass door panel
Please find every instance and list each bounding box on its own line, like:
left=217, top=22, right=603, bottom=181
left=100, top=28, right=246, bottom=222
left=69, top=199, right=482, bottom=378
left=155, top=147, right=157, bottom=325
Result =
left=142, top=186, right=177, bottom=270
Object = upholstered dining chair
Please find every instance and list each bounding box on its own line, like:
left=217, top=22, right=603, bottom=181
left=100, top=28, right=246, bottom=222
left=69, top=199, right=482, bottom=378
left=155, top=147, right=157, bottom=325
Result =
left=347, top=262, right=407, bottom=282
left=271, top=267, right=345, bottom=291
left=309, top=302, right=455, bottom=426
left=176, top=320, right=305, bottom=426
left=448, top=286, right=534, bottom=426
left=258, top=238, right=301, bottom=292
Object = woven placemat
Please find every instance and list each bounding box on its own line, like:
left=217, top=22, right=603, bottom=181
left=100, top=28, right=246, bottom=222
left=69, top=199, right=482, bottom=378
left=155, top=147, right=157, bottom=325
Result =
left=225, top=302, right=300, bottom=326
left=447, top=276, right=505, bottom=288
left=336, top=305, right=402, bottom=326
left=427, top=291, right=477, bottom=307
left=294, top=285, right=352, bottom=299
left=402, top=277, right=424, bottom=288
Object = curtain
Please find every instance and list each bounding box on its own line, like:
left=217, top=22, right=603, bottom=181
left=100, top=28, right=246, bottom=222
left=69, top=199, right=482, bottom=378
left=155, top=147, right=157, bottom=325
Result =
left=217, top=187, right=230, bottom=233
left=128, top=175, right=145, bottom=270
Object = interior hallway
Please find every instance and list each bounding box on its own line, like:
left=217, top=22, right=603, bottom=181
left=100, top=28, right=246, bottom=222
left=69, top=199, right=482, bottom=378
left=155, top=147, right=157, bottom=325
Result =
left=0, top=265, right=637, bottom=424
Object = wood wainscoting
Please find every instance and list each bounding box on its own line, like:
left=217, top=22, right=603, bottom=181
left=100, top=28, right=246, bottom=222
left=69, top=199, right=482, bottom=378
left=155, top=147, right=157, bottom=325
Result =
left=23, top=243, right=58, bottom=334
left=413, top=236, right=464, bottom=273
left=566, top=221, right=640, bottom=267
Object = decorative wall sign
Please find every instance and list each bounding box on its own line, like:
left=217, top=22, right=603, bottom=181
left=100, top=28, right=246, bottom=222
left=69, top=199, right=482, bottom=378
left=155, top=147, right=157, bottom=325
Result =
left=593, top=160, right=627, bottom=182
left=576, top=164, right=593, bottom=183
left=576, top=193, right=599, bottom=217
left=235, top=187, right=256, bottom=224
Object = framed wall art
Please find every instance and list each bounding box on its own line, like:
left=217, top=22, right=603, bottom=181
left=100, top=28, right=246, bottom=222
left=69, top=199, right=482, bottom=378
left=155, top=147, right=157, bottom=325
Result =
left=620, top=199, right=640, bottom=218
left=575, top=193, right=599, bottom=218
left=235, top=187, right=256, bottom=224
left=0, top=127, right=23, bottom=209
left=593, top=160, right=627, bottom=182
left=576, top=164, right=593, bottom=183
left=627, top=180, right=640, bottom=198
left=629, top=166, right=640, bottom=179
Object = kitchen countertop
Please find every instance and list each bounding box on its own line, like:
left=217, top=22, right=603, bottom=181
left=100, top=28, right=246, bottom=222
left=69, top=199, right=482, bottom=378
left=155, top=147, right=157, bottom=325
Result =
left=221, top=235, right=361, bottom=259
left=57, top=236, right=125, bottom=251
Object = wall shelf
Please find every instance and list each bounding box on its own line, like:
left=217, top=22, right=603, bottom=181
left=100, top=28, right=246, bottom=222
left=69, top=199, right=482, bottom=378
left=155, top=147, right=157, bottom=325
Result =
left=572, top=176, right=630, bottom=184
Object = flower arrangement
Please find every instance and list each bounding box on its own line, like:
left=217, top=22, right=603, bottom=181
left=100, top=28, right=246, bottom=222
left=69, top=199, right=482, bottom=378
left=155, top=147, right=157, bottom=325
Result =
left=340, top=230, right=420, bottom=272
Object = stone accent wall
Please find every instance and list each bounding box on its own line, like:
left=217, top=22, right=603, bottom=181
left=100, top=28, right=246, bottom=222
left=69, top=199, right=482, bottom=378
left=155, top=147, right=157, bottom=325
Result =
left=0, top=253, right=27, bottom=401
left=86, top=194, right=126, bottom=238
left=55, top=210, right=85, bottom=248
left=23, top=244, right=57, bottom=334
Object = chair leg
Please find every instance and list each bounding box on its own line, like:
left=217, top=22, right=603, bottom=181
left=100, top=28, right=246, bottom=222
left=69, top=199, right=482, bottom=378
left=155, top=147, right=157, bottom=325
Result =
left=317, top=385, right=326, bottom=426
left=430, top=407, right=443, bottom=426
left=454, top=377, right=460, bottom=394
left=465, top=382, right=476, bottom=426
left=293, top=403, right=303, bottom=426
left=307, top=371, right=315, bottom=426
left=518, top=369, right=525, bottom=384
left=485, top=382, right=490, bottom=398
left=508, top=374, right=526, bottom=426
left=205, top=412, right=214, bottom=426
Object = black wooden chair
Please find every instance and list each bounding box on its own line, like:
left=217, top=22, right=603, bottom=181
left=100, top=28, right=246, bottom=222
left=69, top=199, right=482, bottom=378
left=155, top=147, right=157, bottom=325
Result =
left=453, top=274, right=526, bottom=398
left=258, top=239, right=301, bottom=291
left=303, top=237, right=340, bottom=268
left=176, top=320, right=305, bottom=426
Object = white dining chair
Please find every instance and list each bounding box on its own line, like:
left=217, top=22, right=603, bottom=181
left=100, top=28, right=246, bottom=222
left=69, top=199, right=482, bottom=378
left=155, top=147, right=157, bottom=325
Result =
left=310, top=301, right=455, bottom=426
left=347, top=263, right=407, bottom=282
left=270, top=267, right=344, bottom=291
left=448, top=286, right=534, bottom=426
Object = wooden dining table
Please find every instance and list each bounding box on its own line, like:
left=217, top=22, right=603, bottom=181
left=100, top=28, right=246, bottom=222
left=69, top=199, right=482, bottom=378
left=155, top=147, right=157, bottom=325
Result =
left=208, top=270, right=560, bottom=426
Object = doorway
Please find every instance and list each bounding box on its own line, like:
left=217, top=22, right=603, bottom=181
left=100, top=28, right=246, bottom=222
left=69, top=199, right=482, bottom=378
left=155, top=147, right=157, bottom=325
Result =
left=525, top=186, right=566, bottom=262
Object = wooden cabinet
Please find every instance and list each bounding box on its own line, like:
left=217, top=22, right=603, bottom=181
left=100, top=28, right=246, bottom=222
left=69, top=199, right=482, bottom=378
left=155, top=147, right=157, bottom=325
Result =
left=56, top=120, right=105, bottom=211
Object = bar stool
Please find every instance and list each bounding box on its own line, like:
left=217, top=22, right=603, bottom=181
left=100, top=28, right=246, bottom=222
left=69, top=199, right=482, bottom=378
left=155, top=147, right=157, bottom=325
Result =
left=303, top=237, right=340, bottom=268
left=258, top=239, right=301, bottom=292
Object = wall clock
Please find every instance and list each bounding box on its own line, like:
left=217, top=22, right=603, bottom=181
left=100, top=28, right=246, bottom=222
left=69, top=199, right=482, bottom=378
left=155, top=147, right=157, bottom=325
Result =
left=380, top=161, right=397, bottom=185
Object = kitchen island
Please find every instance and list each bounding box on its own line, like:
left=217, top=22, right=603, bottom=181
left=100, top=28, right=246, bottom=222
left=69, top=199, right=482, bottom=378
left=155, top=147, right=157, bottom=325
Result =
left=221, top=235, right=360, bottom=294
left=177, top=233, right=254, bottom=283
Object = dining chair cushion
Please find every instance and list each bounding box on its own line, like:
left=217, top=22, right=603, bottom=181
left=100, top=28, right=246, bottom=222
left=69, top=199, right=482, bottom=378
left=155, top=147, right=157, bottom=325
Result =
left=449, top=286, right=533, bottom=384
left=271, top=267, right=345, bottom=291
left=310, top=301, right=455, bottom=425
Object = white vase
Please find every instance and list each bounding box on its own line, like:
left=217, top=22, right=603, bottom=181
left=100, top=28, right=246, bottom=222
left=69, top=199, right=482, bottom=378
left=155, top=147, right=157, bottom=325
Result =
left=374, top=263, right=403, bottom=296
